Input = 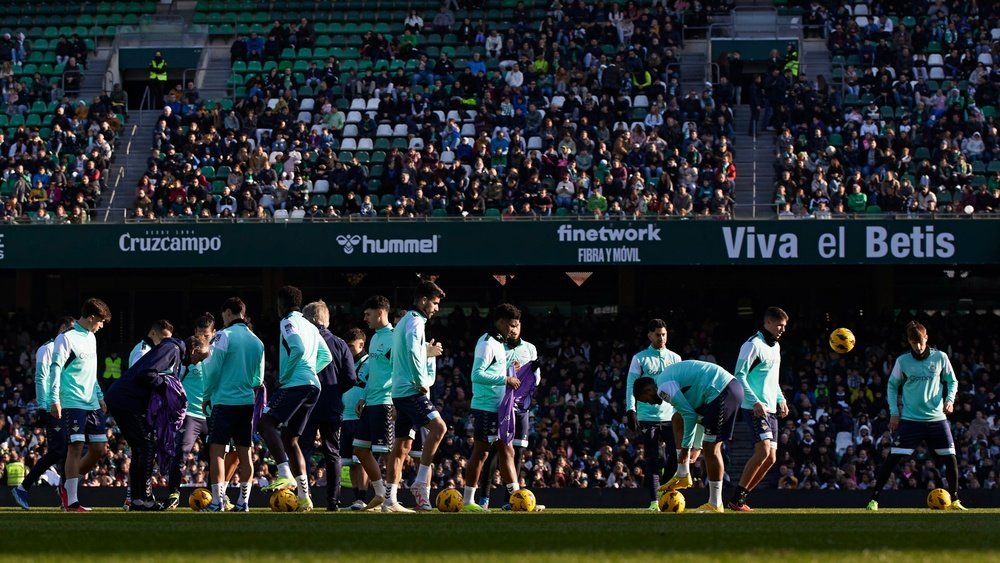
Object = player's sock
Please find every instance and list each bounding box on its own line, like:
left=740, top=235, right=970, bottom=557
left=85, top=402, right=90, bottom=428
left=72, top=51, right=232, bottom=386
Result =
left=944, top=454, right=960, bottom=500
left=277, top=462, right=293, bottom=479
left=296, top=474, right=310, bottom=500
left=676, top=457, right=690, bottom=478
left=463, top=486, right=477, bottom=505
left=505, top=482, right=520, bottom=494
left=372, top=479, right=386, bottom=498
left=731, top=485, right=749, bottom=505
left=708, top=480, right=723, bottom=507
left=388, top=483, right=399, bottom=505
left=66, top=478, right=80, bottom=506
left=211, top=483, right=225, bottom=505
left=415, top=464, right=431, bottom=485
left=238, top=482, right=251, bottom=506
left=871, top=453, right=904, bottom=502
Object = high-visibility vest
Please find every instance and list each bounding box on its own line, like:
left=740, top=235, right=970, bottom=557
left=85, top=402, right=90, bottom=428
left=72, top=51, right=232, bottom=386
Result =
left=104, top=356, right=122, bottom=379
left=6, top=461, right=25, bottom=486
left=149, top=59, right=167, bottom=82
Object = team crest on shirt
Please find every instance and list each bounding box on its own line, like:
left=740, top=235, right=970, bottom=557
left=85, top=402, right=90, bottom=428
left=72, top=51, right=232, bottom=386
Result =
left=283, top=322, right=297, bottom=335
left=657, top=390, right=671, bottom=402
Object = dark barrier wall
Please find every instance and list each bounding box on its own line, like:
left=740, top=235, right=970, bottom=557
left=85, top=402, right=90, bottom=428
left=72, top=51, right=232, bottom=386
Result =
left=1, top=220, right=997, bottom=269
left=5, top=486, right=997, bottom=510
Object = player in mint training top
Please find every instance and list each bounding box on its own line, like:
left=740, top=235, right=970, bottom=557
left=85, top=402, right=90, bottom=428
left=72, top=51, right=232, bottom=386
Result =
left=128, top=319, right=173, bottom=368
left=166, top=313, right=216, bottom=509
left=462, top=304, right=523, bottom=512
left=48, top=298, right=112, bottom=512
left=12, top=316, right=74, bottom=510
left=386, top=280, right=447, bottom=512
left=634, top=359, right=745, bottom=513
left=258, top=286, right=332, bottom=512
left=343, top=327, right=370, bottom=510
left=352, top=295, right=396, bottom=511
left=867, top=321, right=964, bottom=511
left=201, top=297, right=265, bottom=512
left=625, top=318, right=683, bottom=511
left=729, top=307, right=788, bottom=512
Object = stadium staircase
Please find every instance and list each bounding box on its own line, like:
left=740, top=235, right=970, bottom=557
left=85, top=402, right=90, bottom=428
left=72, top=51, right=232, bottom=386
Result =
left=103, top=110, right=160, bottom=219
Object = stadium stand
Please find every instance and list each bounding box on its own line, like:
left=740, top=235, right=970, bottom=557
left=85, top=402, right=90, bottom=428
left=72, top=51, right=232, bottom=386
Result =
left=2, top=307, right=999, bottom=492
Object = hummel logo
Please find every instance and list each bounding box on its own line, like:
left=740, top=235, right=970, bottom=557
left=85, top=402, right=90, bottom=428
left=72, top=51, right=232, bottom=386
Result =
left=336, top=235, right=362, bottom=254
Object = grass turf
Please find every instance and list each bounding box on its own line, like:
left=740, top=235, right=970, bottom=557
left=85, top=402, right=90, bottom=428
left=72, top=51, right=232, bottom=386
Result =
left=2, top=508, right=999, bottom=562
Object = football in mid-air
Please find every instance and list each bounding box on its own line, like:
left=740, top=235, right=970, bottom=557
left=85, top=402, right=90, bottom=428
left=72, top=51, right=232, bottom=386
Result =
left=829, top=328, right=856, bottom=354
left=188, top=487, right=212, bottom=511
left=927, top=488, right=951, bottom=510
left=270, top=488, right=299, bottom=512
left=658, top=490, right=686, bottom=513
left=436, top=488, right=463, bottom=512
left=509, top=489, right=537, bottom=512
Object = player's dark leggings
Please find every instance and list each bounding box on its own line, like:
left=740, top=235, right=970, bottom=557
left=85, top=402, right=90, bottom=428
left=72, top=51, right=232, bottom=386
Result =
left=640, top=422, right=677, bottom=503
left=478, top=444, right=524, bottom=502
left=168, top=416, right=209, bottom=492
left=21, top=442, right=64, bottom=490
left=302, top=412, right=344, bottom=508
left=112, top=408, right=157, bottom=502
left=871, top=453, right=960, bottom=501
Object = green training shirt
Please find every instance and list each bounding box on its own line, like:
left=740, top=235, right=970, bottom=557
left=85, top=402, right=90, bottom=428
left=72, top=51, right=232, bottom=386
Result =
left=734, top=331, right=785, bottom=412
left=888, top=349, right=957, bottom=422
left=49, top=322, right=103, bottom=410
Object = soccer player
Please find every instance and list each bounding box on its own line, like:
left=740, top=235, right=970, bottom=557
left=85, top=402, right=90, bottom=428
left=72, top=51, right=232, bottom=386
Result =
left=462, top=304, right=523, bottom=512
left=729, top=307, right=789, bottom=512
left=49, top=298, right=113, bottom=512
left=301, top=299, right=357, bottom=511
left=477, top=314, right=541, bottom=509
left=12, top=316, right=74, bottom=510
left=105, top=332, right=189, bottom=511
left=352, top=295, right=395, bottom=511
left=201, top=297, right=265, bottom=512
left=867, top=321, right=964, bottom=511
left=634, top=359, right=745, bottom=513
left=128, top=319, right=174, bottom=367
left=387, top=280, right=448, bottom=512
left=343, top=327, right=370, bottom=510
left=258, top=286, right=332, bottom=512
left=166, top=313, right=215, bottom=509
left=625, top=319, right=682, bottom=511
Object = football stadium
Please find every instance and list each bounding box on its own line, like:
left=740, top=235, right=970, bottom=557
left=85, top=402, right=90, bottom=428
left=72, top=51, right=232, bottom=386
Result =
left=2, top=0, right=1000, bottom=561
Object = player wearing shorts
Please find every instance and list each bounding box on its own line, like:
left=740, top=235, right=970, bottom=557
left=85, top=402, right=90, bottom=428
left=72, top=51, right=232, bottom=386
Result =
left=867, top=321, right=964, bottom=511
left=386, top=281, right=447, bottom=512
left=634, top=359, right=745, bottom=513
left=258, top=286, right=332, bottom=512
left=462, top=304, right=523, bottom=512
left=625, top=319, right=682, bottom=511
left=48, top=298, right=113, bottom=512
left=342, top=327, right=369, bottom=510
left=12, top=316, right=74, bottom=510
left=353, top=295, right=395, bottom=511
left=730, top=307, right=788, bottom=512
left=201, top=297, right=265, bottom=512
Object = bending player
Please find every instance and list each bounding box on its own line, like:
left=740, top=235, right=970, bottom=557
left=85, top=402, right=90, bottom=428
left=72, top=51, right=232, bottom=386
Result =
left=462, top=304, right=523, bottom=512
left=867, top=321, right=964, bottom=511
left=625, top=319, right=682, bottom=511
left=634, top=359, right=744, bottom=513
left=730, top=307, right=788, bottom=512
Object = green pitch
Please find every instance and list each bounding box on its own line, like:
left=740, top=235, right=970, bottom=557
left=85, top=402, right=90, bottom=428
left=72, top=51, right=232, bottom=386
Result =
left=2, top=509, right=999, bottom=562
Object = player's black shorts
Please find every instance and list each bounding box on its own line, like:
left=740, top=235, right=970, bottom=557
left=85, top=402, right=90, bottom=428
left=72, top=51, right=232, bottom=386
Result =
left=471, top=408, right=500, bottom=444
left=62, top=408, right=108, bottom=444
left=208, top=404, right=254, bottom=447
left=892, top=419, right=955, bottom=456
left=264, top=385, right=320, bottom=437
left=697, top=379, right=745, bottom=444
left=513, top=408, right=531, bottom=448
left=743, top=409, right=779, bottom=445
left=639, top=420, right=675, bottom=454
left=353, top=404, right=394, bottom=454
left=341, top=419, right=360, bottom=463
left=392, top=394, right=439, bottom=439
left=42, top=411, right=67, bottom=452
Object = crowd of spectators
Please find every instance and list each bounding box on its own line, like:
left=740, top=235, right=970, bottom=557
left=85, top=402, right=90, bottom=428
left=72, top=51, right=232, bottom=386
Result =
left=774, top=0, right=1000, bottom=217
left=0, top=31, right=116, bottom=224
left=135, top=1, right=748, bottom=220
left=3, top=305, right=999, bottom=495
